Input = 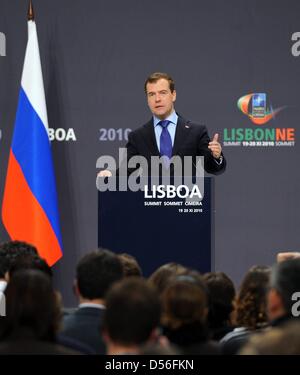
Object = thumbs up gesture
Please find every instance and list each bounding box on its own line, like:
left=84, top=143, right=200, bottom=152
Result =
left=208, top=133, right=222, bottom=159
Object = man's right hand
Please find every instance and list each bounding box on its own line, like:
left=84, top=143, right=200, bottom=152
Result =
left=98, top=170, right=112, bottom=177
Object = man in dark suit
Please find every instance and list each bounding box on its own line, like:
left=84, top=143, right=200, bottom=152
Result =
left=59, top=249, right=123, bottom=354
left=99, top=72, right=226, bottom=177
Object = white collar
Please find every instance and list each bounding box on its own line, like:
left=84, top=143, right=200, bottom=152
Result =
left=79, top=302, right=105, bottom=309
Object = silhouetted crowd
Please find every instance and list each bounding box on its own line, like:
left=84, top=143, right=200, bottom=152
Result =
left=0, top=241, right=300, bottom=355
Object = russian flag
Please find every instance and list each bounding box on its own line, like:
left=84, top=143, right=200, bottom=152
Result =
left=1, top=19, right=63, bottom=266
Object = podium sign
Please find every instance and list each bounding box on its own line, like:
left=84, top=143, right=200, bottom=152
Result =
left=98, top=178, right=214, bottom=276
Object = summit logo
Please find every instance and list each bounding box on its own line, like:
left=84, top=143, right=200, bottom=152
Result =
left=223, top=93, right=295, bottom=148
left=237, top=93, right=285, bottom=125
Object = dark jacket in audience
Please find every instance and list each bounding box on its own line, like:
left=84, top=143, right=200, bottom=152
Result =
left=61, top=306, right=106, bottom=354
left=163, top=323, right=222, bottom=355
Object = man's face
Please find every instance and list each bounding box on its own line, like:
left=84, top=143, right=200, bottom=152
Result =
left=146, top=78, right=176, bottom=120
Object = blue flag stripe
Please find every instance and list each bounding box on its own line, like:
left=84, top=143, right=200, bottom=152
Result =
left=11, top=88, right=63, bottom=249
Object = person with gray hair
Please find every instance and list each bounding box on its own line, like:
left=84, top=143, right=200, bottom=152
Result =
left=240, top=321, right=300, bottom=355
left=267, top=258, right=300, bottom=327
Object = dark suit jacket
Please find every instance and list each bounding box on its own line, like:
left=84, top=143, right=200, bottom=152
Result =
left=61, top=307, right=106, bottom=355
left=121, top=115, right=226, bottom=176
left=163, top=323, right=222, bottom=355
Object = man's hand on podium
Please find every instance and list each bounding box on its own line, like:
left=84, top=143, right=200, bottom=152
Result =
left=98, top=170, right=112, bottom=177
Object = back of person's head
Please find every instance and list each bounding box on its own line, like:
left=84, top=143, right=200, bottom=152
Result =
left=0, top=241, right=38, bottom=278
left=148, top=262, right=188, bottom=296
left=103, top=278, right=161, bottom=346
left=0, top=241, right=38, bottom=258
left=9, top=254, right=52, bottom=280
left=203, top=272, right=235, bottom=329
left=0, top=269, right=60, bottom=341
left=269, top=258, right=300, bottom=318
left=118, top=253, right=142, bottom=277
left=240, top=321, right=300, bottom=355
left=76, top=248, right=123, bottom=300
left=161, top=274, right=208, bottom=331
left=234, top=265, right=271, bottom=329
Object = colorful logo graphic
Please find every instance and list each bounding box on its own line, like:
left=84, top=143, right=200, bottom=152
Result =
left=222, top=92, right=295, bottom=148
left=237, top=93, right=285, bottom=125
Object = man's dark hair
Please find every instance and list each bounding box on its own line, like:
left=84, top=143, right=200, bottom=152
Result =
left=271, top=258, right=300, bottom=315
left=0, top=241, right=38, bottom=278
left=103, top=278, right=161, bottom=345
left=0, top=241, right=38, bottom=257
left=76, top=249, right=123, bottom=300
left=203, top=272, right=235, bottom=328
left=144, top=72, right=175, bottom=94
left=9, top=254, right=52, bottom=279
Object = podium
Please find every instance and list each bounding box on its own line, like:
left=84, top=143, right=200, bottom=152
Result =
left=98, top=177, right=214, bottom=276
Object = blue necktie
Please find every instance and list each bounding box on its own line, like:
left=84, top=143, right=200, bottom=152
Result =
left=159, top=120, right=172, bottom=160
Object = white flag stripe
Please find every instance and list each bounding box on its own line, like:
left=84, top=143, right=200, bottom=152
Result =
left=21, top=21, right=49, bottom=133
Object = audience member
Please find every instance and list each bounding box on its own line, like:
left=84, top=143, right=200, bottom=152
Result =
left=267, top=258, right=300, bottom=327
left=0, top=269, right=79, bottom=354
left=103, top=278, right=161, bottom=355
left=118, top=253, right=142, bottom=277
left=203, top=272, right=235, bottom=340
left=221, top=265, right=271, bottom=354
left=60, top=249, right=123, bottom=354
left=161, top=272, right=221, bottom=355
left=240, top=321, right=300, bottom=355
left=277, top=252, right=300, bottom=263
left=0, top=241, right=38, bottom=292
left=148, top=262, right=188, bottom=296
